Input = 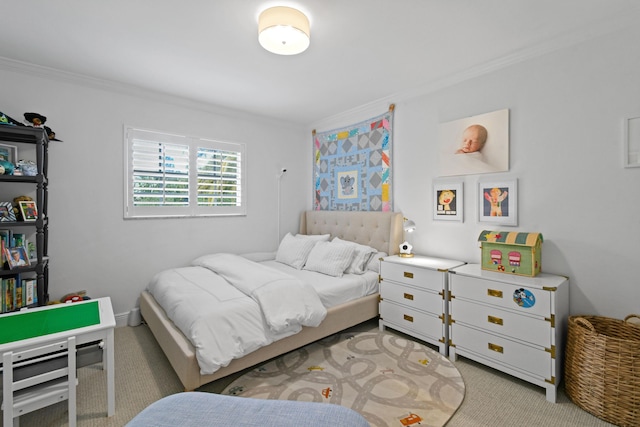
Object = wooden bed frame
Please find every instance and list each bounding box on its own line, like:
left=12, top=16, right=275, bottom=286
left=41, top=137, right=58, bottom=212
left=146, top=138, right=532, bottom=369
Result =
left=140, top=210, right=403, bottom=391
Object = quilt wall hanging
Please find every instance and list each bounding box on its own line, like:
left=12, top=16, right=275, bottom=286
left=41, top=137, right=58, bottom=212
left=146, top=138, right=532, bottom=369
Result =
left=313, top=105, right=394, bottom=211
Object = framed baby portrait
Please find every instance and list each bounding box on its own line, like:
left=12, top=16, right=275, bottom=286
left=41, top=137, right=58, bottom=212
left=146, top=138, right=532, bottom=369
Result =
left=438, top=108, right=510, bottom=177
left=433, top=179, right=463, bottom=222
left=478, top=178, right=518, bottom=226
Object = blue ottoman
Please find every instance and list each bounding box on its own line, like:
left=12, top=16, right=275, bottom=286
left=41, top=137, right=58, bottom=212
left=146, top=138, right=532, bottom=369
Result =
left=126, top=392, right=370, bottom=427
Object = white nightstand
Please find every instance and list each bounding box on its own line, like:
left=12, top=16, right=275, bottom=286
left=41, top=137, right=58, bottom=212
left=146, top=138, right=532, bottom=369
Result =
left=379, top=255, right=465, bottom=355
left=448, top=264, right=569, bottom=402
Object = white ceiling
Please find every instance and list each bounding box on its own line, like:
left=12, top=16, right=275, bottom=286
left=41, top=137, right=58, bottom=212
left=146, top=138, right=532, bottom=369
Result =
left=1, top=1, right=638, bottom=125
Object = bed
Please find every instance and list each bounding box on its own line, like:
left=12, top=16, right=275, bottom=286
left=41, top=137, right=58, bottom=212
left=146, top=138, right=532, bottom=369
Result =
left=140, top=210, right=403, bottom=391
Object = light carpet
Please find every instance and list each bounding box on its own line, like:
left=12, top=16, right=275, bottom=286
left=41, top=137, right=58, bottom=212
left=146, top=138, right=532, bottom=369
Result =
left=221, top=330, right=465, bottom=427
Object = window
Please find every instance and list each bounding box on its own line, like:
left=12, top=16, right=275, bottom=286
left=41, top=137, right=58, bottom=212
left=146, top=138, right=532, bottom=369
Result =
left=124, top=127, right=246, bottom=218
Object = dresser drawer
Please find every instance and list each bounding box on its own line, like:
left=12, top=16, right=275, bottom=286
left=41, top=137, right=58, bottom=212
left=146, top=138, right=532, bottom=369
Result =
left=380, top=300, right=443, bottom=340
left=380, top=281, right=442, bottom=315
left=451, top=273, right=551, bottom=317
left=381, top=261, right=443, bottom=292
left=451, top=298, right=551, bottom=347
left=451, top=323, right=551, bottom=379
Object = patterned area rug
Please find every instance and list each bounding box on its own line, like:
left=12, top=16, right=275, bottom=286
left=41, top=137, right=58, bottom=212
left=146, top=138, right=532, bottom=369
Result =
left=222, top=330, right=465, bottom=427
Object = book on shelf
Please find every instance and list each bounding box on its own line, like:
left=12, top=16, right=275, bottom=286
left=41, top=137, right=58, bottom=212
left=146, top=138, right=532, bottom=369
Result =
left=12, top=232, right=26, bottom=248
left=24, top=278, right=36, bottom=306
left=0, top=229, right=9, bottom=244
left=1, top=275, right=36, bottom=312
left=3, top=276, right=15, bottom=312
left=0, top=229, right=9, bottom=265
left=15, top=278, right=23, bottom=308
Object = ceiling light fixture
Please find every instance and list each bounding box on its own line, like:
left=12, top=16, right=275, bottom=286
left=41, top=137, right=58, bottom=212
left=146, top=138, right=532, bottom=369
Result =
left=258, top=6, right=310, bottom=55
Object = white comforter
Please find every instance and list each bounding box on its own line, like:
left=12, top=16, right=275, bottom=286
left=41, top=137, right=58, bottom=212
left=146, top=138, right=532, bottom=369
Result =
left=192, top=253, right=327, bottom=334
left=147, top=254, right=327, bottom=375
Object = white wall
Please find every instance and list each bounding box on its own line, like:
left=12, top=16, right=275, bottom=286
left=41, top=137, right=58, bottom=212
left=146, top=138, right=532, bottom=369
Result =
left=310, top=25, right=640, bottom=319
left=0, top=66, right=309, bottom=319
left=2, top=23, right=638, bottom=323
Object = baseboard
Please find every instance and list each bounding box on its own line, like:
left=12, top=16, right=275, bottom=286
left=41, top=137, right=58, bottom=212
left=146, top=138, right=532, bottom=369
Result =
left=115, top=312, right=129, bottom=327
left=115, top=308, right=143, bottom=327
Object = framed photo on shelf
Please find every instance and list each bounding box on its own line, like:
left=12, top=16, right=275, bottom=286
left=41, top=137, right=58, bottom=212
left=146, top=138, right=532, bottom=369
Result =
left=0, top=201, right=16, bottom=222
left=19, top=200, right=38, bottom=221
left=478, top=177, right=518, bottom=226
left=4, top=246, right=30, bottom=269
left=624, top=116, right=640, bottom=168
left=433, top=179, right=464, bottom=222
left=0, top=143, right=18, bottom=164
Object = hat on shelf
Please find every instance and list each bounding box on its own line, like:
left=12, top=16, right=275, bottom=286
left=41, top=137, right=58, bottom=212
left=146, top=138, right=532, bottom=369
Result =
left=44, top=126, right=62, bottom=141
left=24, top=112, right=47, bottom=126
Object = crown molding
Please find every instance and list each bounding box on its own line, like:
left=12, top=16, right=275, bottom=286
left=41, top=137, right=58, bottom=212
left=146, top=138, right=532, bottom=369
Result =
left=0, top=56, right=303, bottom=129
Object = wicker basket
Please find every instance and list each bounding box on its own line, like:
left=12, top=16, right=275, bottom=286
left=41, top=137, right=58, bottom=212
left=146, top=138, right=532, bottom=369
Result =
left=564, top=315, right=640, bottom=427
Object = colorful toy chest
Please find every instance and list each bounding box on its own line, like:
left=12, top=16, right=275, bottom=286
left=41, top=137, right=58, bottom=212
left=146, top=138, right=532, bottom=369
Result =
left=478, top=230, right=543, bottom=277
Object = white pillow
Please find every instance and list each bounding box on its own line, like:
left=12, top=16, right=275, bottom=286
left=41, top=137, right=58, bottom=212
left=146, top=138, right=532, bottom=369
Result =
left=332, top=237, right=378, bottom=275
left=366, top=252, right=388, bottom=273
left=275, top=233, right=318, bottom=269
left=295, top=233, right=330, bottom=241
left=303, top=240, right=356, bottom=277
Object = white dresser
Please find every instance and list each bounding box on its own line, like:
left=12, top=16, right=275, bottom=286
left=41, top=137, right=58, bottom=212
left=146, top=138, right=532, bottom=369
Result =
left=379, top=255, right=465, bottom=355
left=448, top=264, right=569, bottom=402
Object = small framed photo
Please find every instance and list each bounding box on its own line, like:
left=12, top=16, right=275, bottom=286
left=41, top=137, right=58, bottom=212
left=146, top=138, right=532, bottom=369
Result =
left=0, top=143, right=18, bottom=164
left=478, top=177, right=518, bottom=226
left=0, top=201, right=16, bottom=222
left=433, top=179, right=463, bottom=222
left=4, top=246, right=30, bottom=269
left=624, top=116, right=640, bottom=168
left=19, top=200, right=38, bottom=221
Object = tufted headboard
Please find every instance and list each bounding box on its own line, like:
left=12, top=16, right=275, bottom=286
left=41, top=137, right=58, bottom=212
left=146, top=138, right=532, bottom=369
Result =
left=299, top=211, right=403, bottom=255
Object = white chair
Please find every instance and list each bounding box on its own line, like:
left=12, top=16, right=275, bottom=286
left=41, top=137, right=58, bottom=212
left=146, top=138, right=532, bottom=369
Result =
left=2, top=336, right=77, bottom=427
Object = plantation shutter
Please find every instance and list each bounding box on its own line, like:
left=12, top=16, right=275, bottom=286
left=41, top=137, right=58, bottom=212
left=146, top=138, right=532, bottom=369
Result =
left=192, top=139, right=245, bottom=215
left=132, top=140, right=190, bottom=207
left=197, top=146, right=242, bottom=207
left=125, top=127, right=246, bottom=218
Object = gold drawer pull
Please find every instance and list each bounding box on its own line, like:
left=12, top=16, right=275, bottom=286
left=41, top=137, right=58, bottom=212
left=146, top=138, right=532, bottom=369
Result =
left=403, top=314, right=414, bottom=322
left=487, top=289, right=503, bottom=298
left=488, top=343, right=503, bottom=353
left=404, top=272, right=414, bottom=279
left=403, top=293, right=414, bottom=301
left=488, top=315, right=503, bottom=326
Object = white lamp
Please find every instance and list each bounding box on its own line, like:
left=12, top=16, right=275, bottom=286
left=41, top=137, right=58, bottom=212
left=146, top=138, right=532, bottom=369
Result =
left=258, top=6, right=310, bottom=55
left=276, top=168, right=287, bottom=248
left=399, top=217, right=416, bottom=258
